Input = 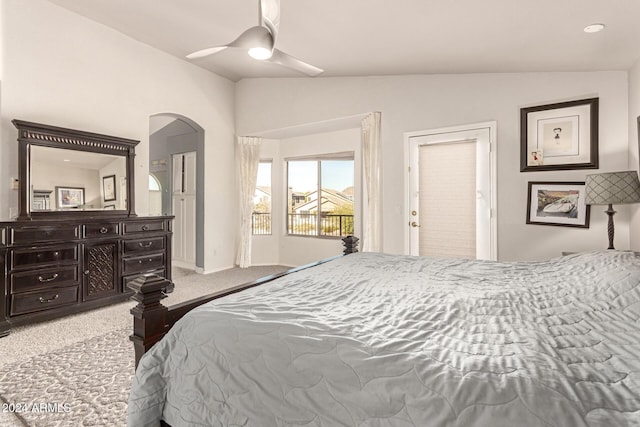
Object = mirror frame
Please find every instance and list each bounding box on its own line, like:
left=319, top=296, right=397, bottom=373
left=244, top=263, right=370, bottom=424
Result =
left=12, top=120, right=138, bottom=220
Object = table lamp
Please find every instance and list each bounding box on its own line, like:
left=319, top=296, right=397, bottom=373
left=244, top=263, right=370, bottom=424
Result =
left=585, top=170, right=640, bottom=249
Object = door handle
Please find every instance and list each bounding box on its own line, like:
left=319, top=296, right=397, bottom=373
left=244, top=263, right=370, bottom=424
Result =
left=410, top=221, right=420, bottom=228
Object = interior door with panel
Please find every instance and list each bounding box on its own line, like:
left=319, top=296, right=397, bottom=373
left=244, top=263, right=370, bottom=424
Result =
left=407, top=123, right=496, bottom=260
left=171, top=152, right=197, bottom=267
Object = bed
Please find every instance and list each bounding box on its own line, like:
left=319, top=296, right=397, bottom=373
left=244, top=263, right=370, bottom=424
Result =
left=127, top=249, right=640, bottom=427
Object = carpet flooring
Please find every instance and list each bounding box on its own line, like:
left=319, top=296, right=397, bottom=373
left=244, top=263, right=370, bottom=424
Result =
left=0, top=265, right=289, bottom=427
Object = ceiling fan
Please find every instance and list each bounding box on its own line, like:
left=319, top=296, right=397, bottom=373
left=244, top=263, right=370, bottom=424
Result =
left=186, top=0, right=323, bottom=77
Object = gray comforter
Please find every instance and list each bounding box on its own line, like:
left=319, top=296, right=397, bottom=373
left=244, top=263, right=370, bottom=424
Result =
left=128, top=251, right=640, bottom=426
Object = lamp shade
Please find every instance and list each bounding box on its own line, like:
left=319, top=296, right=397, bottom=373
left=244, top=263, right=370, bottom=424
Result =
left=585, top=171, right=640, bottom=205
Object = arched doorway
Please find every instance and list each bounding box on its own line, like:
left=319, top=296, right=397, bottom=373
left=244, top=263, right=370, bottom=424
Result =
left=149, top=114, right=204, bottom=271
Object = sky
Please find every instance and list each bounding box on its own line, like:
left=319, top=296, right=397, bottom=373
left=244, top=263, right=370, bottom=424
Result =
left=257, top=160, right=354, bottom=193
left=290, top=160, right=354, bottom=192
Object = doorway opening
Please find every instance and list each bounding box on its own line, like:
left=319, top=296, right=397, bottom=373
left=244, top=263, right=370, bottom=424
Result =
left=149, top=114, right=204, bottom=271
left=405, top=122, right=497, bottom=260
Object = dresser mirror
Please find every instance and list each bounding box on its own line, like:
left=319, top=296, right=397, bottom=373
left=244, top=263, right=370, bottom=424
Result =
left=31, top=146, right=127, bottom=212
left=13, top=120, right=138, bottom=219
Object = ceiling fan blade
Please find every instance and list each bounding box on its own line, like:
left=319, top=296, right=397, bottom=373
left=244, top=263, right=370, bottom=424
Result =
left=269, top=49, right=323, bottom=76
left=260, top=0, right=280, bottom=39
left=186, top=46, right=228, bottom=59
left=186, top=26, right=272, bottom=60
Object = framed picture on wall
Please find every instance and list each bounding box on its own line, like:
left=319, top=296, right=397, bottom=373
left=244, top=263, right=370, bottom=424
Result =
left=55, top=186, right=85, bottom=209
left=103, top=174, right=116, bottom=202
left=526, top=181, right=590, bottom=228
left=520, top=98, right=599, bottom=172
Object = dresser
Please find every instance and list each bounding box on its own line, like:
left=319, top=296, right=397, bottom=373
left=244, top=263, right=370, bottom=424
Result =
left=0, top=119, right=175, bottom=337
left=0, top=216, right=172, bottom=336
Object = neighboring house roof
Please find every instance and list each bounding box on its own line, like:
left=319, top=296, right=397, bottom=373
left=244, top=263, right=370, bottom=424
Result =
left=256, top=186, right=271, bottom=197
left=341, top=186, right=354, bottom=199
left=293, top=189, right=352, bottom=213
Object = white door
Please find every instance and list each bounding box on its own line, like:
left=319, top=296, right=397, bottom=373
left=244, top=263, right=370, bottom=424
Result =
left=406, top=123, right=496, bottom=260
left=172, top=152, right=197, bottom=267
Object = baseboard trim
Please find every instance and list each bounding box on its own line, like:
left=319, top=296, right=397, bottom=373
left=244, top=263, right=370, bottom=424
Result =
left=172, top=260, right=196, bottom=270
left=199, top=265, right=235, bottom=275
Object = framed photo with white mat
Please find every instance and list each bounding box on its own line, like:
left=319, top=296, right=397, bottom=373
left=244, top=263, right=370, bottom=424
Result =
left=520, top=98, right=598, bottom=172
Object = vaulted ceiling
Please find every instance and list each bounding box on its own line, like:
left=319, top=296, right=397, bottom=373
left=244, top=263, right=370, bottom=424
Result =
left=47, top=0, right=640, bottom=81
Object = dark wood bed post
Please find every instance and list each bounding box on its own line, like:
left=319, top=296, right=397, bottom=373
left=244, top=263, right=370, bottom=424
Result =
left=130, top=236, right=359, bottom=368
left=129, top=275, right=174, bottom=368
left=342, top=235, right=359, bottom=254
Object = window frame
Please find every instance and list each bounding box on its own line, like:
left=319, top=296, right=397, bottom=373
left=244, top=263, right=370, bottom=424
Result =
left=252, top=160, right=273, bottom=236
left=285, top=152, right=355, bottom=239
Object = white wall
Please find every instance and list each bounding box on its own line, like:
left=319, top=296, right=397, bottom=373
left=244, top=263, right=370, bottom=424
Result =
left=0, top=0, right=237, bottom=272
left=629, top=58, right=640, bottom=251
left=237, top=72, right=630, bottom=261
left=100, top=157, right=128, bottom=209
left=251, top=139, right=281, bottom=266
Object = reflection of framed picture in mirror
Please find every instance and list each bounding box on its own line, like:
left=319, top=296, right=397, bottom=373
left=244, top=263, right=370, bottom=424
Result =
left=103, top=174, right=116, bottom=202
left=55, top=186, right=85, bottom=209
left=520, top=98, right=599, bottom=171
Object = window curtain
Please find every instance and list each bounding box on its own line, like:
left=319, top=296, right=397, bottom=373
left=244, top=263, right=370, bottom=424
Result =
left=236, top=136, right=262, bottom=268
left=361, top=112, right=382, bottom=252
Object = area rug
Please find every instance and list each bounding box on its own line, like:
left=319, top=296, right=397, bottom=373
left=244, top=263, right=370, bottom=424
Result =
left=0, top=328, right=132, bottom=427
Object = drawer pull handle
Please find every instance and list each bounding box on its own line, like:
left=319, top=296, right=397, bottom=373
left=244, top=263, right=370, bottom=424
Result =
left=138, top=242, right=153, bottom=248
left=38, top=273, right=59, bottom=282
left=53, top=251, right=60, bottom=257
left=99, top=227, right=109, bottom=234
left=141, top=225, right=149, bottom=231
left=39, top=294, right=59, bottom=304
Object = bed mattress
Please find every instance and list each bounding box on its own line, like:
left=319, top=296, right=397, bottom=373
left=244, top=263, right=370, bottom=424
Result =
left=128, top=251, right=640, bottom=426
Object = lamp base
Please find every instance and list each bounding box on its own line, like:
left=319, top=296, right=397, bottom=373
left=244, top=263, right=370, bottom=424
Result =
left=605, top=204, right=616, bottom=250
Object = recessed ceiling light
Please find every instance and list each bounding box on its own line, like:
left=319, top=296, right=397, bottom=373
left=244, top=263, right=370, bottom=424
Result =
left=584, top=23, right=605, bottom=33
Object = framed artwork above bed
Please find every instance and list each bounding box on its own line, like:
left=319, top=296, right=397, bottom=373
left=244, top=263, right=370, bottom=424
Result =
left=520, top=98, right=599, bottom=172
left=526, top=181, right=590, bottom=228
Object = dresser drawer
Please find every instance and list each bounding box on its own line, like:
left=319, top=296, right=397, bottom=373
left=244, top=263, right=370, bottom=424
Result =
left=9, top=225, right=79, bottom=245
left=122, top=268, right=166, bottom=292
left=123, top=237, right=165, bottom=255
left=10, top=286, right=79, bottom=316
left=83, top=222, right=120, bottom=238
left=123, top=253, right=165, bottom=274
left=123, top=220, right=165, bottom=235
left=10, top=244, right=78, bottom=269
left=10, top=265, right=79, bottom=293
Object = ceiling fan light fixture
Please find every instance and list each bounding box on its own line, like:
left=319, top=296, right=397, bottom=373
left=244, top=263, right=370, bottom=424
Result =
left=248, top=46, right=273, bottom=60
left=186, top=0, right=323, bottom=76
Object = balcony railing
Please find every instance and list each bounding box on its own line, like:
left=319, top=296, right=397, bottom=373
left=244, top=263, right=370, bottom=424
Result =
left=251, top=212, right=272, bottom=235
left=251, top=212, right=354, bottom=237
left=288, top=213, right=353, bottom=237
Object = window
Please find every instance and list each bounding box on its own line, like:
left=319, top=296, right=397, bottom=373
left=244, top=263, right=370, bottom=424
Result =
left=252, top=161, right=272, bottom=235
left=149, top=174, right=162, bottom=216
left=149, top=174, right=161, bottom=191
left=287, top=155, right=354, bottom=237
